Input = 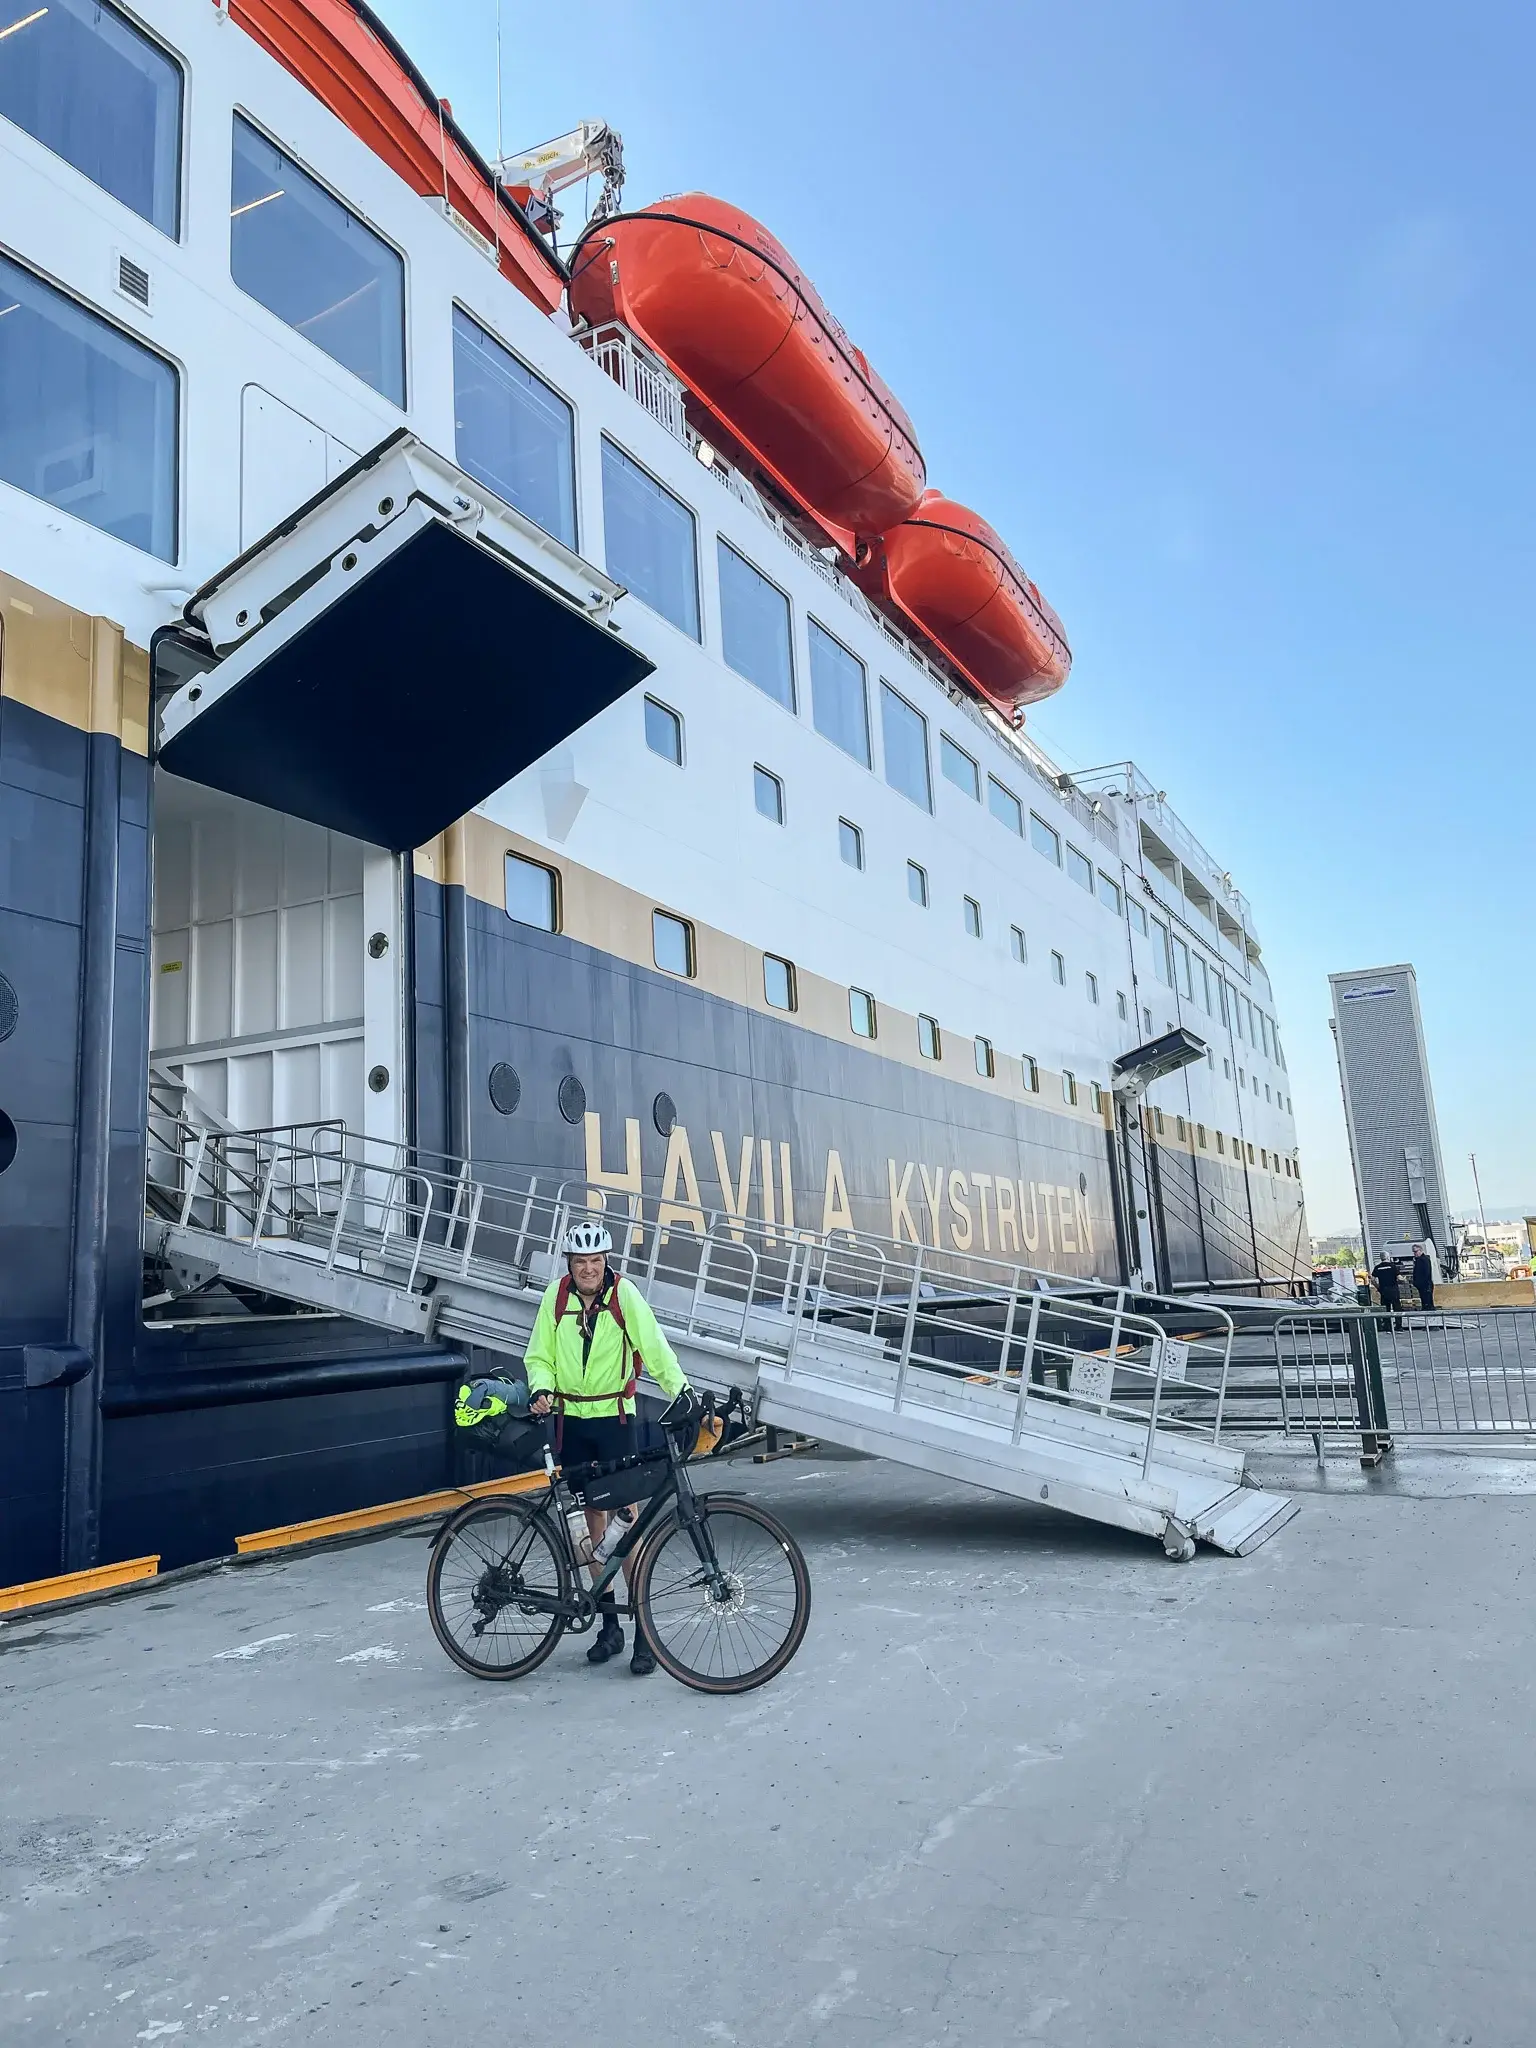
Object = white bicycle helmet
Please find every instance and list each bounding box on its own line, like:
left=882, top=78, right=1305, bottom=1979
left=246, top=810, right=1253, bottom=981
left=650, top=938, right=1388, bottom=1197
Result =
left=560, top=1216, right=613, bottom=1257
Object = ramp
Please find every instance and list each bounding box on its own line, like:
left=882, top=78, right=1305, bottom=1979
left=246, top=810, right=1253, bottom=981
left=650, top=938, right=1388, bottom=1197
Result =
left=145, top=1116, right=1295, bottom=1559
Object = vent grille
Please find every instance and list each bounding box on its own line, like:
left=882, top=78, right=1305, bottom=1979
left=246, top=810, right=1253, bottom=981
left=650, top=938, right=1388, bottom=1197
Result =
left=117, top=255, right=151, bottom=308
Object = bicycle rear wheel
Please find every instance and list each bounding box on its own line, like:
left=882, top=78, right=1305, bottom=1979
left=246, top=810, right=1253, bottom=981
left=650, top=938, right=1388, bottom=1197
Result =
left=427, top=1499, right=571, bottom=1680
left=633, top=1495, right=810, bottom=1694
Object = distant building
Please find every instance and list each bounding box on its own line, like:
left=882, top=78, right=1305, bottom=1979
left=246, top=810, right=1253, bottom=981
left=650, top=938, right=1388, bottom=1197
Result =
left=1328, top=964, right=1451, bottom=1266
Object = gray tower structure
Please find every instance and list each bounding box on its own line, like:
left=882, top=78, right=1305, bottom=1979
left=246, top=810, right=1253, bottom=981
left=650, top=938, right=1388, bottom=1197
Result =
left=1328, top=963, right=1451, bottom=1265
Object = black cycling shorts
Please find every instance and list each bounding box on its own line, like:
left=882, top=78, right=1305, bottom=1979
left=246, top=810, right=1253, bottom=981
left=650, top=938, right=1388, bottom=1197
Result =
left=556, top=1413, right=633, bottom=1469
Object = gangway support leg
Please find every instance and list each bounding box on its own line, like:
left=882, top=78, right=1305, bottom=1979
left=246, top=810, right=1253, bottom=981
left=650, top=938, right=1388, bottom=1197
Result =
left=754, top=1426, right=821, bottom=1465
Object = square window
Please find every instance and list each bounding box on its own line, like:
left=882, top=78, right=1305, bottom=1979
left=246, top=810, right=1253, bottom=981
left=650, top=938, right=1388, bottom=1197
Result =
left=1010, top=924, right=1027, bottom=964
left=974, top=1036, right=994, bottom=1077
left=917, top=1014, right=941, bottom=1061
left=907, top=860, right=929, bottom=907
left=1062, top=1070, right=1078, bottom=1106
left=763, top=953, right=796, bottom=1011
left=652, top=909, right=694, bottom=977
left=1097, top=871, right=1122, bottom=915
left=718, top=539, right=794, bottom=709
left=808, top=618, right=871, bottom=767
left=505, top=851, right=558, bottom=932
left=1117, top=990, right=1128, bottom=1021
left=644, top=695, right=683, bottom=764
left=880, top=681, right=932, bottom=810
left=1030, top=813, right=1062, bottom=865
left=1066, top=845, right=1094, bottom=892
left=987, top=776, right=1023, bottom=836
left=963, top=895, right=982, bottom=939
left=1023, top=1055, right=1039, bottom=1092
left=849, top=987, right=877, bottom=1038
left=1086, top=971, right=1099, bottom=1005
left=1050, top=950, right=1066, bottom=986
left=753, top=764, right=784, bottom=824
left=839, top=818, right=864, bottom=869
left=940, top=734, right=979, bottom=799
left=602, top=439, right=700, bottom=637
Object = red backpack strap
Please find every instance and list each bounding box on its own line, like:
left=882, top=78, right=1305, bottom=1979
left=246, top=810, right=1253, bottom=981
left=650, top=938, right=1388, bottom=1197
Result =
left=606, top=1277, right=643, bottom=1419
left=554, top=1273, right=573, bottom=1319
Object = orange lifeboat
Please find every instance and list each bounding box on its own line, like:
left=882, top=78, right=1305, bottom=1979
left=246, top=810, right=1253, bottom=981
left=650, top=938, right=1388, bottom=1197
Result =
left=226, top=0, right=565, bottom=314
left=857, top=493, right=1072, bottom=715
left=570, top=196, right=925, bottom=550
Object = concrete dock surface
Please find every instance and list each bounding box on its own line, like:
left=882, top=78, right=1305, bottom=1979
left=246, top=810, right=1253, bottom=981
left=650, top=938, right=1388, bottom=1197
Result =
left=3, top=1448, right=1534, bottom=2046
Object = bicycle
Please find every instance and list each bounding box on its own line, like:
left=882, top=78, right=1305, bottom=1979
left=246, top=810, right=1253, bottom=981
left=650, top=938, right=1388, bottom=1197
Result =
left=426, top=1390, right=812, bottom=1695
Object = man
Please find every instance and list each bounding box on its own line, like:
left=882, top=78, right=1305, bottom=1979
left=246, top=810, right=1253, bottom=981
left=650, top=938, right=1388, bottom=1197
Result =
left=1411, top=1243, right=1435, bottom=1312
left=525, top=1217, right=695, bottom=1677
left=1371, top=1252, right=1403, bottom=1324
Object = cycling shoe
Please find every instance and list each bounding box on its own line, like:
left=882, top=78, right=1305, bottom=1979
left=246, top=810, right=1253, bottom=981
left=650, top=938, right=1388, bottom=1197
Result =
left=586, top=1617, right=625, bottom=1665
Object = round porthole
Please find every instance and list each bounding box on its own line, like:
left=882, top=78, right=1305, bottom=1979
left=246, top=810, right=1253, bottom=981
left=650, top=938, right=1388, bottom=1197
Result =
left=0, top=1110, right=16, bottom=1174
left=367, top=931, right=389, bottom=959
left=557, top=1074, right=586, bottom=1125
left=488, top=1062, right=521, bottom=1116
left=0, top=974, right=17, bottom=1044
left=368, top=1064, right=390, bottom=1093
left=652, top=1091, right=677, bottom=1137
left=1079, top=1172, right=1088, bottom=1196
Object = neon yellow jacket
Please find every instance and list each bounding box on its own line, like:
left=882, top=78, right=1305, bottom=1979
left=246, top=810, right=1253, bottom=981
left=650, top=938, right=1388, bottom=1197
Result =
left=524, top=1271, right=686, bottom=1418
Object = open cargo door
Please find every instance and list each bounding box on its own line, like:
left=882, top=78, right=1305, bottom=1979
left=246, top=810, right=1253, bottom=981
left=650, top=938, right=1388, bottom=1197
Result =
left=157, top=431, right=654, bottom=851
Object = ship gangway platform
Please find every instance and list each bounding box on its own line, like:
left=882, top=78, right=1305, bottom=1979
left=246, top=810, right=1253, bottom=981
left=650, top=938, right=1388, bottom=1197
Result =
left=144, top=1093, right=1296, bottom=1560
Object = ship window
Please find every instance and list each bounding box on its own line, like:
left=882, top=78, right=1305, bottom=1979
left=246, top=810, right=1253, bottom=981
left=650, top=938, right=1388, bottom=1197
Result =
left=1154, top=1107, right=1165, bottom=1134
left=1023, top=1055, right=1039, bottom=1092
left=809, top=618, right=871, bottom=767
left=1010, top=924, right=1027, bottom=964
left=988, top=777, right=1023, bottom=836
left=505, top=852, right=559, bottom=933
left=1050, top=950, right=1066, bottom=986
left=963, top=895, right=982, bottom=939
left=1086, top=971, right=1099, bottom=1004
left=1030, top=812, right=1061, bottom=865
left=0, top=251, right=177, bottom=560
left=974, top=1035, right=994, bottom=1078
left=763, top=953, right=796, bottom=1011
left=1262, top=1011, right=1276, bottom=1060
left=753, top=764, right=784, bottom=824
left=1092, top=1081, right=1105, bottom=1114
left=644, top=695, right=683, bottom=765
left=1143, top=1007, right=1153, bottom=1036
left=602, top=439, right=700, bottom=638
left=1247, top=1141, right=1256, bottom=1163
left=0, top=0, right=182, bottom=237
left=1117, top=990, right=1128, bottom=1021
left=1217, top=977, right=1231, bottom=1027
left=918, top=1014, right=941, bottom=1061
left=1128, top=898, right=1149, bottom=937
left=652, top=909, right=694, bottom=978
left=940, top=733, right=979, bottom=799
left=880, top=681, right=932, bottom=810
left=1097, top=871, right=1122, bottom=915
left=849, top=987, right=877, bottom=1038
left=907, top=860, right=928, bottom=907
left=838, top=818, right=864, bottom=870
left=1151, top=920, right=1173, bottom=987
left=452, top=307, right=575, bottom=548
left=1063, top=1070, right=1078, bottom=1107
left=231, top=116, right=405, bottom=404
left=1066, top=844, right=1094, bottom=893
left=1177, top=1115, right=1188, bottom=1141
left=719, top=539, right=794, bottom=709
left=1217, top=1131, right=1226, bottom=1155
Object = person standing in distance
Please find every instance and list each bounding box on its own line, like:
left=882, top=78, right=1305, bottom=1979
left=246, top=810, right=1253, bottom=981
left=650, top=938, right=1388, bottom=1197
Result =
left=1411, top=1243, right=1436, bottom=1312
left=1371, top=1251, right=1403, bottom=1329
left=525, top=1216, right=696, bottom=1677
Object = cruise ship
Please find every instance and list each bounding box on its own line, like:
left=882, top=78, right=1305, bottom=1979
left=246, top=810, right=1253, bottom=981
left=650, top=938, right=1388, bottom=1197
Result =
left=0, top=0, right=1307, bottom=1582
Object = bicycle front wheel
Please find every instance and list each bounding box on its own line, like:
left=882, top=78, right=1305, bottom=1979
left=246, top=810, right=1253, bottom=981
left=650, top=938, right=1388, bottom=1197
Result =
left=633, top=1495, right=811, bottom=1694
left=427, top=1499, right=571, bottom=1680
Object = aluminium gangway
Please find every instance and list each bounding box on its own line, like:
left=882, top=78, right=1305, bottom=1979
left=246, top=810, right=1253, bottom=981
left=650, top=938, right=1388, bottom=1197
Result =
left=143, top=1105, right=1296, bottom=1560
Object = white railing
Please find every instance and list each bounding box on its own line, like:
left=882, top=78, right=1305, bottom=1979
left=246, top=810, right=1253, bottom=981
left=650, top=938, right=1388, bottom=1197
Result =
left=580, top=321, right=691, bottom=444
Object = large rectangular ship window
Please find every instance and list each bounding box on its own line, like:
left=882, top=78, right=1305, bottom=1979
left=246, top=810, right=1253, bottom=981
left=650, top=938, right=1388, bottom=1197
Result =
left=1065, top=844, right=1094, bottom=892
left=719, top=540, right=794, bottom=709
left=0, top=0, right=182, bottom=236
left=880, top=682, right=931, bottom=811
left=940, top=734, right=979, bottom=800
left=452, top=308, right=575, bottom=547
left=505, top=852, right=559, bottom=932
left=231, top=116, right=405, bottom=403
left=601, top=439, right=700, bottom=638
left=988, top=777, right=1023, bottom=836
left=1128, top=897, right=1149, bottom=937
left=1097, top=870, right=1122, bottom=915
left=1030, top=812, right=1061, bottom=865
left=808, top=619, right=870, bottom=767
left=0, top=251, right=177, bottom=559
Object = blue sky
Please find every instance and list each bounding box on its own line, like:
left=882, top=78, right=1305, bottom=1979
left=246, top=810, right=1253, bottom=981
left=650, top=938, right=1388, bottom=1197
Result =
left=377, top=0, right=1534, bottom=1232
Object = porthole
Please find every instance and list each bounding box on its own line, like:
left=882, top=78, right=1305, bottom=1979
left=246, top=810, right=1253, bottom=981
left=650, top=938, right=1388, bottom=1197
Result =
left=488, top=1063, right=521, bottom=1116
left=558, top=1074, right=586, bottom=1124
left=653, top=1091, right=677, bottom=1137
left=368, top=1064, right=389, bottom=1093
left=1079, top=1172, right=1088, bottom=1197
left=0, top=974, right=16, bottom=1043
left=0, top=1109, right=18, bottom=1173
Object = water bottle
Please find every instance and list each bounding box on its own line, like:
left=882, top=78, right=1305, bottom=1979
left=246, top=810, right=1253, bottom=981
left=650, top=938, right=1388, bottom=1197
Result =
left=567, top=1508, right=595, bottom=1565
left=593, top=1508, right=635, bottom=1564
